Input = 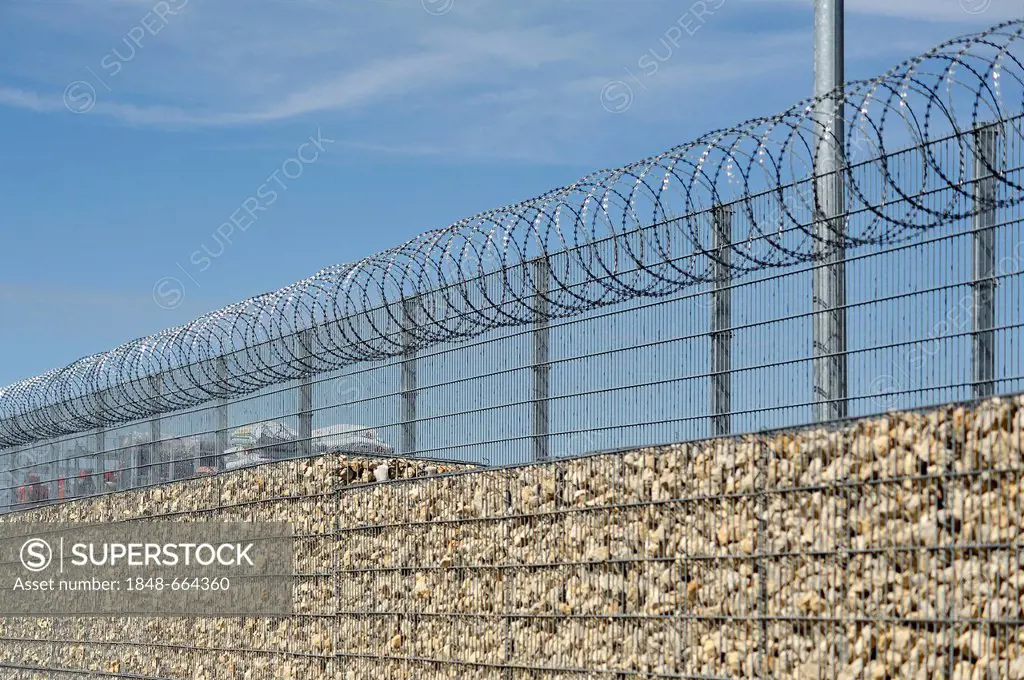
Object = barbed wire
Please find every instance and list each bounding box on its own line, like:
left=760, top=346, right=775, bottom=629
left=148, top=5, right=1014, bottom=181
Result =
left=1, top=19, right=1023, bottom=447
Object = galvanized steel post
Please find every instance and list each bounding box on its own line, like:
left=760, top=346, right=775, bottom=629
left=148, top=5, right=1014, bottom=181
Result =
left=401, top=296, right=418, bottom=457
left=297, top=330, right=314, bottom=458
left=972, top=124, right=1001, bottom=399
left=711, top=204, right=734, bottom=437
left=215, top=356, right=229, bottom=471
left=150, top=372, right=164, bottom=482
left=95, top=389, right=106, bottom=463
left=532, top=258, right=551, bottom=462
left=813, top=0, right=848, bottom=422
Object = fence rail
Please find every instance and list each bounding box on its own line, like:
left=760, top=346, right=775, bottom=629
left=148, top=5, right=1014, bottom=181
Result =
left=2, top=20, right=1024, bottom=509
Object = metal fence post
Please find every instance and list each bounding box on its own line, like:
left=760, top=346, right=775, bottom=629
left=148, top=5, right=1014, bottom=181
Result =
left=532, top=258, right=551, bottom=462
left=95, top=388, right=107, bottom=464
left=0, top=448, right=10, bottom=513
left=756, top=439, right=768, bottom=678
left=401, top=296, right=418, bottom=457
left=972, top=124, right=1000, bottom=400
left=711, top=204, right=734, bottom=437
left=150, top=372, right=164, bottom=482
left=215, top=356, right=229, bottom=470
left=53, top=442, right=63, bottom=501
left=0, top=448, right=11, bottom=513
left=813, top=0, right=848, bottom=422
left=298, top=330, right=314, bottom=458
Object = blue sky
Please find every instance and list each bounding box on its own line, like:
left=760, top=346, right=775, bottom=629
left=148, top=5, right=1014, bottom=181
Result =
left=0, top=0, right=1016, bottom=388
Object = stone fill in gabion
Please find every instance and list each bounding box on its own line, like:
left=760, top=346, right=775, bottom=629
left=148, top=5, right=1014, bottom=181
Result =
left=1, top=397, right=1023, bottom=679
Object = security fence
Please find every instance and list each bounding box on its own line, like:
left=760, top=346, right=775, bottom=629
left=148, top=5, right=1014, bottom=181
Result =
left=2, top=20, right=1024, bottom=509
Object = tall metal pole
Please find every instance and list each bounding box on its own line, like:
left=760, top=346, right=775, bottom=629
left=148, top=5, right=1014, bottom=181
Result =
left=710, top=204, right=733, bottom=437
left=401, top=296, right=418, bottom=457
left=297, top=330, right=314, bottom=458
left=812, top=0, right=848, bottom=422
left=532, top=259, right=551, bottom=462
left=972, top=124, right=1000, bottom=400
left=813, top=13, right=849, bottom=673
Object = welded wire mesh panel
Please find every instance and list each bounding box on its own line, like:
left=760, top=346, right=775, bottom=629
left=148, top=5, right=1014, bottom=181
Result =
left=415, top=329, right=533, bottom=466
left=1, top=21, right=1024, bottom=468
left=0, top=42, right=1024, bottom=503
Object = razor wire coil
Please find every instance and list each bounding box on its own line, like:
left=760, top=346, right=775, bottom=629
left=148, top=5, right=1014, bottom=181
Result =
left=1, top=20, right=1024, bottom=447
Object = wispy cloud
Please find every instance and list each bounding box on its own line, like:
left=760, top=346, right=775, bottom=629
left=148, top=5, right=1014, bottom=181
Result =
left=1, top=2, right=598, bottom=125
left=0, top=0, right=1009, bottom=161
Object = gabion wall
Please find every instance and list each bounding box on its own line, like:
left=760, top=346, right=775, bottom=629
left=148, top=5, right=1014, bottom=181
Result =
left=1, top=396, right=1023, bottom=679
